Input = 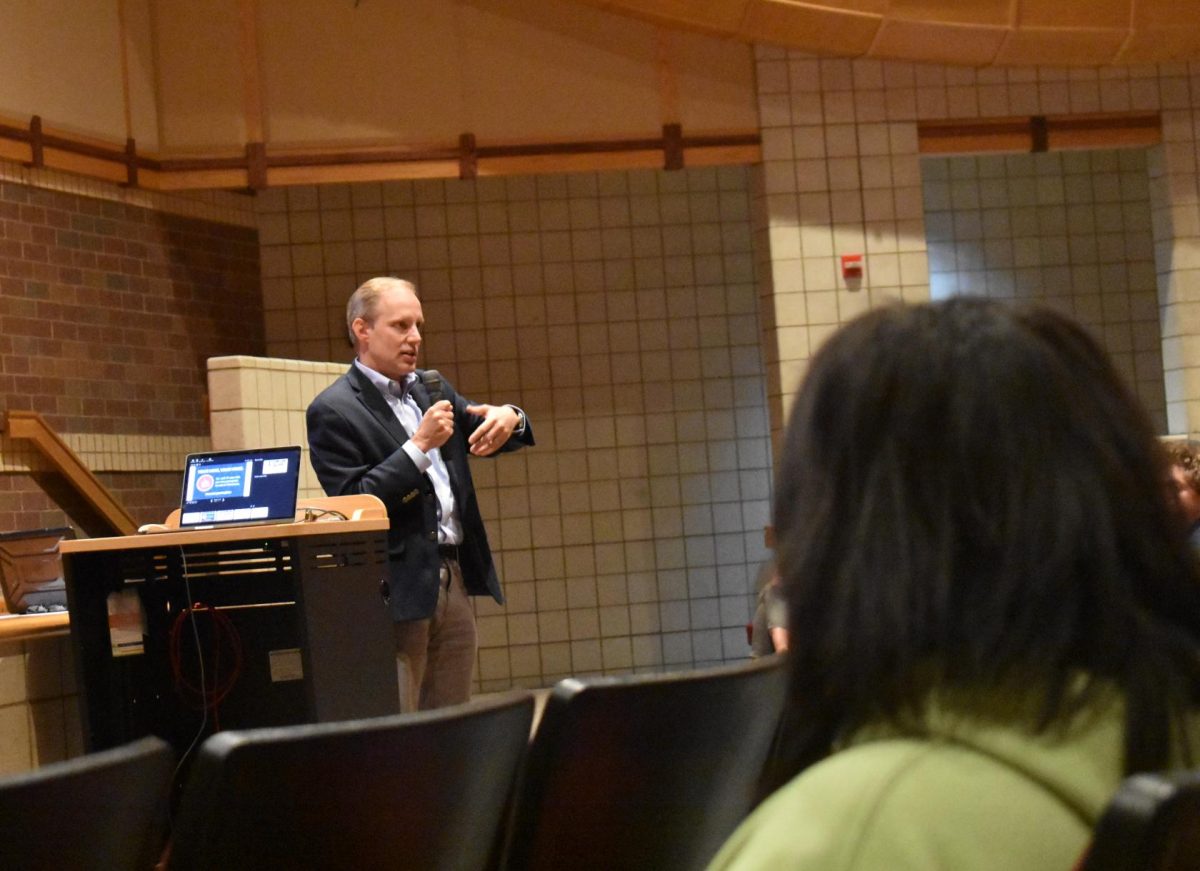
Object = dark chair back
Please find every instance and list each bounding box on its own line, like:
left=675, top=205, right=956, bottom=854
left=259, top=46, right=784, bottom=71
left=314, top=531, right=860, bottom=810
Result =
left=502, top=655, right=789, bottom=871
left=1081, top=770, right=1200, bottom=871
left=167, top=691, right=535, bottom=871
left=0, top=736, right=174, bottom=871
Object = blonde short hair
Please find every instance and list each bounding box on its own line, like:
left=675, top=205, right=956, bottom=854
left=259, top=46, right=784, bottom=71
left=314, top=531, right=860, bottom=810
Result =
left=345, top=277, right=416, bottom=348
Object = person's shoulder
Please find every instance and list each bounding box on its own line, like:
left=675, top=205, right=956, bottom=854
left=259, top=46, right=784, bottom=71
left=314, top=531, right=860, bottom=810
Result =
left=308, top=368, right=357, bottom=408
left=707, top=741, right=923, bottom=870
left=708, top=736, right=1091, bottom=871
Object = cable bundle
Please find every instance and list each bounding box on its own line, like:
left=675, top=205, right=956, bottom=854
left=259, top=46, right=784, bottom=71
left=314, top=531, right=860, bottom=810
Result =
left=168, top=602, right=244, bottom=732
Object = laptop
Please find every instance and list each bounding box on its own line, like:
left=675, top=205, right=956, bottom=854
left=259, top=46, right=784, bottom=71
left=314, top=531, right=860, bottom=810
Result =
left=178, top=446, right=303, bottom=530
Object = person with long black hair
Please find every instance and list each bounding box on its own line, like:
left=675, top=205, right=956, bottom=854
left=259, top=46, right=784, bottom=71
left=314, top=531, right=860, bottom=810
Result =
left=710, top=298, right=1200, bottom=870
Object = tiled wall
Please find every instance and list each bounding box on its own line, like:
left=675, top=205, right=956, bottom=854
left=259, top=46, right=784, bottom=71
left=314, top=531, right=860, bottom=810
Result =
left=254, top=167, right=774, bottom=689
left=207, top=354, right=343, bottom=501
left=752, top=49, right=1200, bottom=437
left=1148, top=114, right=1200, bottom=436
left=0, top=636, right=80, bottom=776
left=753, top=51, right=930, bottom=431
left=923, top=148, right=1166, bottom=430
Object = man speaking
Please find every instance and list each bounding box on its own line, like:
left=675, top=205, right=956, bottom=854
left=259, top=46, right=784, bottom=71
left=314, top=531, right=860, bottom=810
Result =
left=306, top=276, right=534, bottom=711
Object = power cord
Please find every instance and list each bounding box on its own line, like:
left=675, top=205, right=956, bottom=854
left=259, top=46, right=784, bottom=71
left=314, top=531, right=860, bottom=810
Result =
left=167, top=545, right=204, bottom=826
left=168, top=602, right=243, bottom=729
left=166, top=545, right=242, bottom=826
left=300, top=507, right=348, bottom=522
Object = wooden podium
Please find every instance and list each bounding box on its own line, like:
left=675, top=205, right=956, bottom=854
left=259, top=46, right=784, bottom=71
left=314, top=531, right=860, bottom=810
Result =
left=61, top=495, right=399, bottom=754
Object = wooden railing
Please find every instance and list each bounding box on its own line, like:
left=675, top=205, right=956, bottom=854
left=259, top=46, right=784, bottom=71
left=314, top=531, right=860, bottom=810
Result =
left=0, top=114, right=761, bottom=192
left=1, top=410, right=138, bottom=537
left=918, top=111, right=1161, bottom=155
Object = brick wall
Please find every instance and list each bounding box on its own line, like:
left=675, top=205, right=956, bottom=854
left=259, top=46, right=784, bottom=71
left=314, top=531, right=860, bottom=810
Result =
left=0, top=179, right=264, bottom=531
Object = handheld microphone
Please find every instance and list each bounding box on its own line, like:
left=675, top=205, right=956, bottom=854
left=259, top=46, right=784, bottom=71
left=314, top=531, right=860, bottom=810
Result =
left=419, top=369, right=445, bottom=404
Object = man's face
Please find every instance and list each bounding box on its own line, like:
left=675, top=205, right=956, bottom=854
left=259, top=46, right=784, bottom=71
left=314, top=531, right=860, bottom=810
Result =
left=1172, top=465, right=1200, bottom=526
left=355, top=285, right=423, bottom=381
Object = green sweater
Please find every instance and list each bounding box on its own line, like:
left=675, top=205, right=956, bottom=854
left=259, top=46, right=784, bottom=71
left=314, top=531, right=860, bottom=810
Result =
left=709, top=694, right=1195, bottom=871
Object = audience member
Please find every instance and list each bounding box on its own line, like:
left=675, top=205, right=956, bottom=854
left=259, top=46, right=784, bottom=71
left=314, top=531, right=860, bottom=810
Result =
left=1166, top=440, right=1200, bottom=549
left=749, top=561, right=788, bottom=656
left=709, top=299, right=1200, bottom=871
left=307, top=277, right=534, bottom=712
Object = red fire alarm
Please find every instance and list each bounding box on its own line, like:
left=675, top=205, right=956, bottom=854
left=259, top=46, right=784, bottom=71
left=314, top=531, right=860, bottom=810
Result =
left=841, top=253, right=863, bottom=280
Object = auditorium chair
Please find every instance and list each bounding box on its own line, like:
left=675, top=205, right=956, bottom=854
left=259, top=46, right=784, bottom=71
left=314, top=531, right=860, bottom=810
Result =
left=166, top=691, right=535, bottom=871
left=500, top=655, right=789, bottom=871
left=1079, top=769, right=1200, bottom=871
left=0, top=735, right=174, bottom=870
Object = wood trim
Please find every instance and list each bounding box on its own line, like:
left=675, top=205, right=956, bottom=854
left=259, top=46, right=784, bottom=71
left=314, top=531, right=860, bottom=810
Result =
left=267, top=144, right=460, bottom=166
left=477, top=150, right=666, bottom=177
left=43, top=148, right=130, bottom=184
left=265, top=160, right=462, bottom=187
left=0, top=119, right=761, bottom=190
left=1030, top=115, right=1048, bottom=153
left=153, top=155, right=249, bottom=171
left=919, top=111, right=1161, bottom=155
left=0, top=612, right=69, bottom=643
left=459, top=132, right=477, bottom=180
left=663, top=122, right=684, bottom=170
left=0, top=410, right=138, bottom=537
left=682, top=143, right=761, bottom=167
left=61, top=513, right=388, bottom=554
left=28, top=115, right=44, bottom=168
left=138, top=166, right=252, bottom=191
left=122, top=137, right=138, bottom=187
left=477, top=137, right=666, bottom=158
left=246, top=140, right=267, bottom=190
left=1049, top=113, right=1161, bottom=150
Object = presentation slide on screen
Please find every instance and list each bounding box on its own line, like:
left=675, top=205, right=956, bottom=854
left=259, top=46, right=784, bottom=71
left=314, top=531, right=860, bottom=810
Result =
left=179, top=453, right=297, bottom=526
left=187, top=461, right=253, bottom=501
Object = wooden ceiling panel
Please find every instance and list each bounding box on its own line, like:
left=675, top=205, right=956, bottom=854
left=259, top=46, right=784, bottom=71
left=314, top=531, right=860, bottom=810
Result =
left=1132, top=0, right=1200, bottom=28
left=806, top=0, right=888, bottom=12
left=1015, top=0, right=1131, bottom=29
left=570, top=0, right=1200, bottom=66
left=741, top=1, right=880, bottom=55
left=871, top=20, right=1008, bottom=66
left=993, top=28, right=1130, bottom=66
left=592, top=0, right=750, bottom=32
left=885, top=0, right=1012, bottom=27
left=1116, top=28, right=1200, bottom=64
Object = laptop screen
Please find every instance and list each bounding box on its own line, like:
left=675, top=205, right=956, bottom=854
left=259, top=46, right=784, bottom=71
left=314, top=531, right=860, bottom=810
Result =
left=178, top=446, right=302, bottom=530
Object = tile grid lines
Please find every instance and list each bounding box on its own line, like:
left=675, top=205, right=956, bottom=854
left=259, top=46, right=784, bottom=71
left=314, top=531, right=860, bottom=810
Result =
left=252, top=167, right=773, bottom=690
left=754, top=46, right=1200, bottom=436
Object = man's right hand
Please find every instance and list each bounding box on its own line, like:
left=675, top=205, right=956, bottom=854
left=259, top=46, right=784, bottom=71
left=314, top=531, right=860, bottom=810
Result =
left=412, top=400, right=455, bottom=453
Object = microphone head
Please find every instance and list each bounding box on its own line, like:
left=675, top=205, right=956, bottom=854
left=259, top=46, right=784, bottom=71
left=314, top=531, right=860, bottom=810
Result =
left=420, top=369, right=444, bottom=402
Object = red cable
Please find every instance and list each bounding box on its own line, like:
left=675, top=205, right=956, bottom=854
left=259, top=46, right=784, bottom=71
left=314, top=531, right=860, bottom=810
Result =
left=168, top=602, right=244, bottom=731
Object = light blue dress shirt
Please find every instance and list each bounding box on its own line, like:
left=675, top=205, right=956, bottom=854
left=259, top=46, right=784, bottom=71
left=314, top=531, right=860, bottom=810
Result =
left=354, top=359, right=462, bottom=546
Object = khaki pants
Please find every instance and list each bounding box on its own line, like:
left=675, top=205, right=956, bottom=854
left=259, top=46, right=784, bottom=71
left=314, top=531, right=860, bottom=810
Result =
left=393, top=558, right=477, bottom=712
